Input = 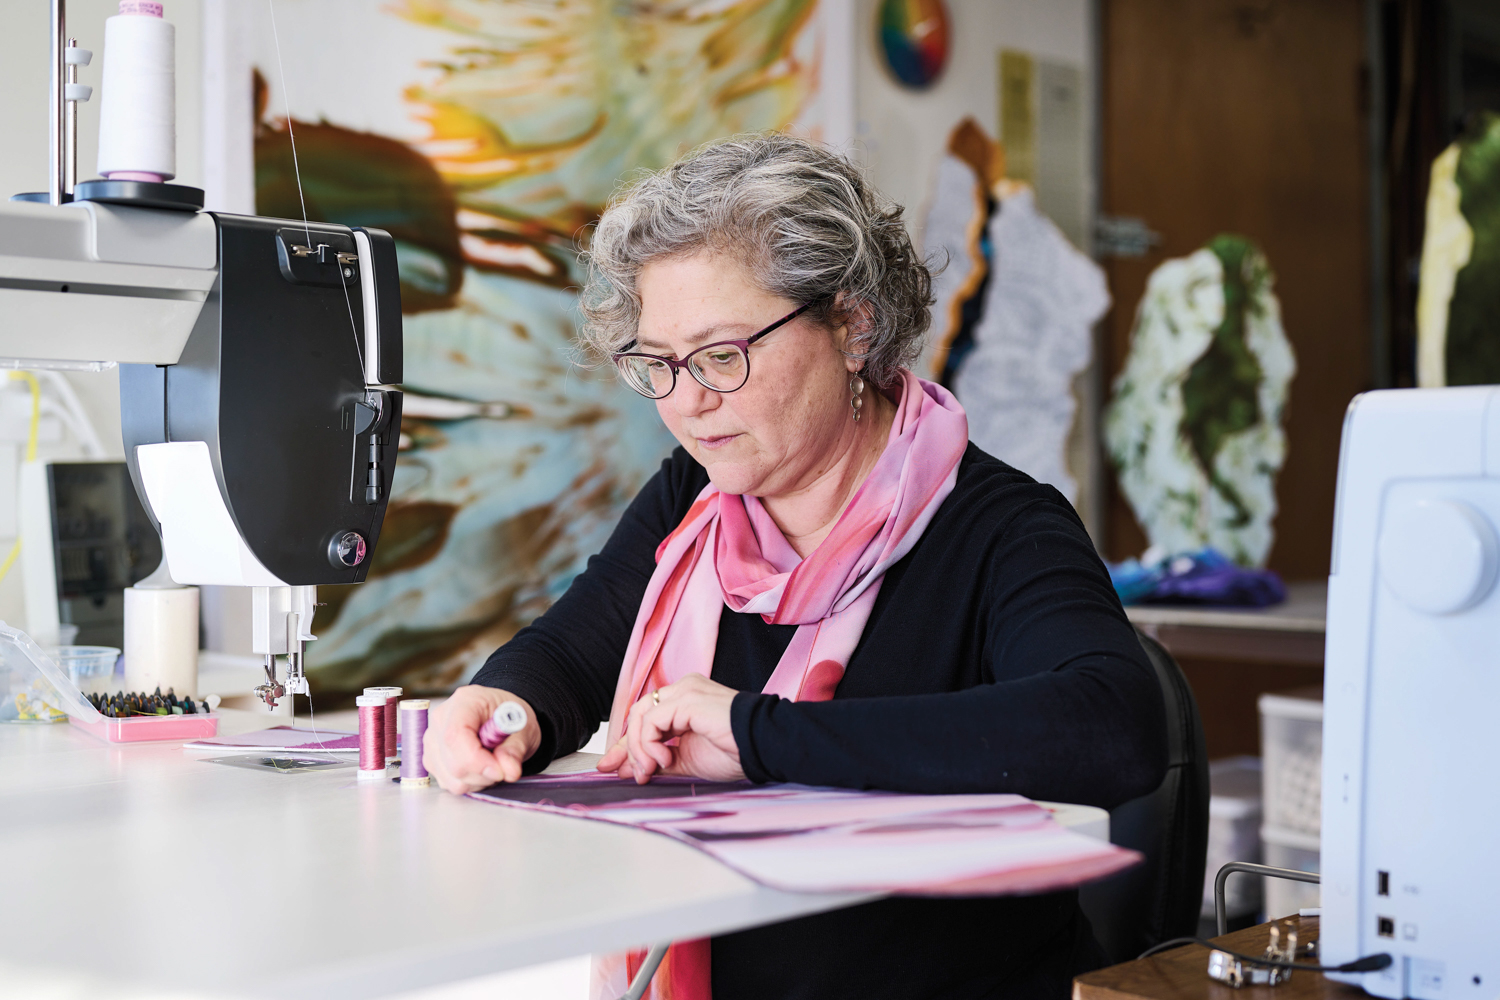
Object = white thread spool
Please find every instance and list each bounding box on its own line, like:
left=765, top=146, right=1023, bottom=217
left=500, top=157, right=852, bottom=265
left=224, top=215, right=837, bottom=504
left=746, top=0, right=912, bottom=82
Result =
left=97, top=2, right=176, bottom=182
left=123, top=559, right=199, bottom=697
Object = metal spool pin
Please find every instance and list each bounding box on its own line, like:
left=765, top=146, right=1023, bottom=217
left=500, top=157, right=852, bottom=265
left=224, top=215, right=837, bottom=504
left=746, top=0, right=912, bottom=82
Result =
left=50, top=0, right=66, bottom=205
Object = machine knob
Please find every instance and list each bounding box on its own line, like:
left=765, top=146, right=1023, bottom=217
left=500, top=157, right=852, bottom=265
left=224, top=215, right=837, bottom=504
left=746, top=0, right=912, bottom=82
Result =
left=328, top=530, right=368, bottom=569
left=1378, top=498, right=1498, bottom=614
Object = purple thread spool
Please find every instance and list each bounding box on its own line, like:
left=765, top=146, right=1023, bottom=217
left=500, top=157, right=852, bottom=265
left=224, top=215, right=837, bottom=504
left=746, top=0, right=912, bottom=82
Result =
left=364, top=686, right=403, bottom=761
left=399, top=700, right=430, bottom=786
left=478, top=701, right=527, bottom=750
left=355, top=695, right=386, bottom=779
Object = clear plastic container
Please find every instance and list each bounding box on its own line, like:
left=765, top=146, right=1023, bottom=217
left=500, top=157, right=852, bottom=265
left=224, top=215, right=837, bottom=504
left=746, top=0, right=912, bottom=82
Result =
left=1202, top=756, right=1263, bottom=918
left=50, top=645, right=121, bottom=696
left=1259, top=687, right=1322, bottom=836
left=0, top=622, right=216, bottom=742
left=1262, top=824, right=1320, bottom=919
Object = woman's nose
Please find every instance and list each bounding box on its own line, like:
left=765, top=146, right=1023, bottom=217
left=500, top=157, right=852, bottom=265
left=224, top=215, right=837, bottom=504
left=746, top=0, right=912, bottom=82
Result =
left=670, top=371, right=720, bottom=417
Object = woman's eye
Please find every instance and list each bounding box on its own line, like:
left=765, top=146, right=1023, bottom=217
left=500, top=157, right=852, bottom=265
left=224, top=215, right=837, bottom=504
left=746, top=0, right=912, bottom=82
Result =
left=705, top=352, right=737, bottom=366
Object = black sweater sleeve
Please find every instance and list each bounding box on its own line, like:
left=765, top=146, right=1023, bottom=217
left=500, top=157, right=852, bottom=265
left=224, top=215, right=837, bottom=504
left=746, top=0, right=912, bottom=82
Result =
left=469, top=454, right=687, bottom=772
left=729, top=493, right=1168, bottom=811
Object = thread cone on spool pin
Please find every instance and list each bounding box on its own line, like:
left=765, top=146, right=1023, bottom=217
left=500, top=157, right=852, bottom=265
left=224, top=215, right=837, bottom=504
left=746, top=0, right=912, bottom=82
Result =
left=78, top=1, right=203, bottom=211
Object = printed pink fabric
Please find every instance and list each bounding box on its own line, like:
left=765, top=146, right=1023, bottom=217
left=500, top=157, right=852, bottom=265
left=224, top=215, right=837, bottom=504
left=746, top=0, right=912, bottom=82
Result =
left=592, top=370, right=969, bottom=1000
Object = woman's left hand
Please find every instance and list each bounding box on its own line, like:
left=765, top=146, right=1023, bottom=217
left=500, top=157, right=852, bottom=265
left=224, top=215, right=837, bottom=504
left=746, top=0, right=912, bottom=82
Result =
left=597, top=674, right=744, bottom=784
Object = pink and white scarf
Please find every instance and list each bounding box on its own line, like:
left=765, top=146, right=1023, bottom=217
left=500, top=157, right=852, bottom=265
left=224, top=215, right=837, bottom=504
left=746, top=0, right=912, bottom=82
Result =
left=592, top=370, right=969, bottom=1000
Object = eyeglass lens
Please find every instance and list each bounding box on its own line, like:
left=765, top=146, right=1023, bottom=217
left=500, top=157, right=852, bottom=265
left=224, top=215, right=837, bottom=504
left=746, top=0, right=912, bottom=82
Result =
left=617, top=343, right=750, bottom=399
left=618, top=355, right=675, bottom=398
left=689, top=344, right=748, bottom=391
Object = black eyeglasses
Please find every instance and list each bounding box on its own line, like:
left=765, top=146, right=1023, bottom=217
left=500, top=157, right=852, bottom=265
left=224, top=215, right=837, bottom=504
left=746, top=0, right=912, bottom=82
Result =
left=612, top=301, right=815, bottom=399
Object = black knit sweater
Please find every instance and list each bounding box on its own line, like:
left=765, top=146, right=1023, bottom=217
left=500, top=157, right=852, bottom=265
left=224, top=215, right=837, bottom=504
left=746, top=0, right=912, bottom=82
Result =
left=474, top=443, right=1167, bottom=998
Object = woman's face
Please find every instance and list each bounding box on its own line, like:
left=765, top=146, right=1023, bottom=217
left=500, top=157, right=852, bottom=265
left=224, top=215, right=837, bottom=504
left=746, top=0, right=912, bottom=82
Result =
left=635, top=252, right=858, bottom=498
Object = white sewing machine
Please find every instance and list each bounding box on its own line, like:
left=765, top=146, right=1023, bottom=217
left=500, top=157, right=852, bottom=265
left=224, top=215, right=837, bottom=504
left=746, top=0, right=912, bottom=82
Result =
left=0, top=1, right=402, bottom=707
left=1322, top=386, right=1499, bottom=997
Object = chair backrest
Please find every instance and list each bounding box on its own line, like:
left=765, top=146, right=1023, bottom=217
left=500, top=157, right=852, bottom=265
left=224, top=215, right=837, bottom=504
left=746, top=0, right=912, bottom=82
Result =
left=1077, top=628, right=1211, bottom=964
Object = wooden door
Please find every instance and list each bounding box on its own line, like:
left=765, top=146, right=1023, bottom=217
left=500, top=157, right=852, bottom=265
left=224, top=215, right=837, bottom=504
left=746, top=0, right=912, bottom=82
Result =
left=1101, top=0, right=1371, bottom=756
left=1100, top=0, right=1371, bottom=581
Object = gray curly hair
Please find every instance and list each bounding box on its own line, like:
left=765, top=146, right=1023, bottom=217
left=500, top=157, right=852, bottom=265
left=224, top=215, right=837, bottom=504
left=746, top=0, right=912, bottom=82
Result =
left=578, top=133, right=933, bottom=390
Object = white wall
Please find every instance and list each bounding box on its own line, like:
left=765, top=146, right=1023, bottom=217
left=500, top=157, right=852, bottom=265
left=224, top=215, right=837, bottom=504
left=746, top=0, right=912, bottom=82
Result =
left=853, top=0, right=1095, bottom=245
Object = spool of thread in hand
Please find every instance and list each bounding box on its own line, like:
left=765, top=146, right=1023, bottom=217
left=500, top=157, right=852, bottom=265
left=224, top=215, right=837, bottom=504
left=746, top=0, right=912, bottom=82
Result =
left=355, top=695, right=386, bottom=779
left=364, top=686, right=403, bottom=761
left=398, top=700, right=430, bottom=786
left=478, top=701, right=527, bottom=750
left=97, top=1, right=176, bottom=182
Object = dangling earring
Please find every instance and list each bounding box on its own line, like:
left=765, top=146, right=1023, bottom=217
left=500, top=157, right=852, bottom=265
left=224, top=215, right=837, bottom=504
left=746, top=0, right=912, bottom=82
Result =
left=849, top=374, right=864, bottom=422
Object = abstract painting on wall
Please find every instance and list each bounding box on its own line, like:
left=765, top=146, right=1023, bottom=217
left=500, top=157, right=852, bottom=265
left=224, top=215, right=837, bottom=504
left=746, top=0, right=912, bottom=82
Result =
left=249, top=0, right=827, bottom=698
left=1418, top=112, right=1500, bottom=388
left=1104, top=236, right=1296, bottom=568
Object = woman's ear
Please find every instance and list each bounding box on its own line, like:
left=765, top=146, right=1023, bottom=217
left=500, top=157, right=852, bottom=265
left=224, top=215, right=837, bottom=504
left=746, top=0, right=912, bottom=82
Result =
left=833, top=295, right=875, bottom=372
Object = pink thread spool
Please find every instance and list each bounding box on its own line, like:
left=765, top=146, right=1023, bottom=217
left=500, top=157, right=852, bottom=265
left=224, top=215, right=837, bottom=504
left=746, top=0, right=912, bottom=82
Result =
left=478, top=701, right=527, bottom=750
left=355, top=695, right=386, bottom=779
left=399, top=700, right=430, bottom=786
left=364, top=686, right=403, bottom=761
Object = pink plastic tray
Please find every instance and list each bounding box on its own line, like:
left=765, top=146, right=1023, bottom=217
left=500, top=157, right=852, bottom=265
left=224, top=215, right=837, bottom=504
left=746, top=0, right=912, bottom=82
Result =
left=69, top=711, right=219, bottom=743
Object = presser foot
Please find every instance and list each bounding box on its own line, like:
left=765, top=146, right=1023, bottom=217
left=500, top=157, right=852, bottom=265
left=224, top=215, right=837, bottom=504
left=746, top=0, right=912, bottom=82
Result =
left=284, top=650, right=309, bottom=698
left=254, top=680, right=286, bottom=709
left=255, top=655, right=287, bottom=709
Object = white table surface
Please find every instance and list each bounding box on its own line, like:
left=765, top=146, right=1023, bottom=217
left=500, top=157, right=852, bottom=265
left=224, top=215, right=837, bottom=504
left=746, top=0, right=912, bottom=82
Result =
left=0, top=709, right=1106, bottom=999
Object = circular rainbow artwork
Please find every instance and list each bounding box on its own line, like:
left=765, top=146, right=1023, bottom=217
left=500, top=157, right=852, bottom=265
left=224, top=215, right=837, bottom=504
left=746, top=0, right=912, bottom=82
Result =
left=878, top=0, right=951, bottom=90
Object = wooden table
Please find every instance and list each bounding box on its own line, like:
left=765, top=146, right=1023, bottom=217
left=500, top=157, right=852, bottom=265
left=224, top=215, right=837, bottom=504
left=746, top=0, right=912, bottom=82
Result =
left=1126, top=581, right=1327, bottom=666
left=1074, top=916, right=1361, bottom=1000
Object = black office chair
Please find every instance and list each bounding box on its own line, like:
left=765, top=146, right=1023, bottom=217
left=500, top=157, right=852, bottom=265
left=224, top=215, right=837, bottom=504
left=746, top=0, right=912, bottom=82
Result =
left=1077, top=628, right=1211, bottom=964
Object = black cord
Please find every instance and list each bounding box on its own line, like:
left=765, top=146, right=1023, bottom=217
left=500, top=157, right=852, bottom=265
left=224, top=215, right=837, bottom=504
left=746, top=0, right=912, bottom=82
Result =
left=1136, top=937, right=1393, bottom=973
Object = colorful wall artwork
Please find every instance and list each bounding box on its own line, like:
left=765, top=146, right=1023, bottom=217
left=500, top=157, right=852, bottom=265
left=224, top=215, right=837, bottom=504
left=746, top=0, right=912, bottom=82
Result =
left=1104, top=237, right=1296, bottom=568
left=877, top=0, right=951, bottom=90
left=1417, top=111, right=1500, bottom=388
left=250, top=0, right=825, bottom=698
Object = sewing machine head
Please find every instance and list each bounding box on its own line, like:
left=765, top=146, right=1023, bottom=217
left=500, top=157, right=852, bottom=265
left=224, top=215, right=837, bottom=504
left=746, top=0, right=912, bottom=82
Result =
left=1322, top=386, right=1499, bottom=996
left=0, top=199, right=405, bottom=707
left=1, top=3, right=405, bottom=709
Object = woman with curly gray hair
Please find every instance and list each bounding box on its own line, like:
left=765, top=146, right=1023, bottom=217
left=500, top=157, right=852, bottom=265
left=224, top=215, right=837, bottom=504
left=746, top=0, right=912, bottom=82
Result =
left=427, top=134, right=1167, bottom=999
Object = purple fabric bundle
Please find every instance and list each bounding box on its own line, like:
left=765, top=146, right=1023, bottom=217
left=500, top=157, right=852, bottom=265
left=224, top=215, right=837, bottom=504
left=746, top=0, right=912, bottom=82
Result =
left=1108, top=548, right=1286, bottom=608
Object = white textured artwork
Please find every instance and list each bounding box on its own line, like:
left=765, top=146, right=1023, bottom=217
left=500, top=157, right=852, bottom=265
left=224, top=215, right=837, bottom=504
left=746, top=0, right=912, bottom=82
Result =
left=951, top=188, right=1109, bottom=503
left=923, top=151, right=986, bottom=376
left=1103, top=238, right=1296, bottom=567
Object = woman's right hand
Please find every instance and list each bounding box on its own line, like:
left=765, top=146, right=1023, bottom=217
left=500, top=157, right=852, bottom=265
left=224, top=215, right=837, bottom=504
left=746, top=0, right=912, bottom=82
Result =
left=423, top=685, right=540, bottom=794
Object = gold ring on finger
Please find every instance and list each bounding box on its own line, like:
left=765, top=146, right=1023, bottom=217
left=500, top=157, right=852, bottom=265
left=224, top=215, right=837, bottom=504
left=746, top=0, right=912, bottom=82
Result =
left=652, top=689, right=660, bottom=706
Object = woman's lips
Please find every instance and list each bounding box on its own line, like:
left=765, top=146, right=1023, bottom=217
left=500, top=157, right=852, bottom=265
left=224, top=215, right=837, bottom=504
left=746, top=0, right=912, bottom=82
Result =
left=695, top=433, right=740, bottom=451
